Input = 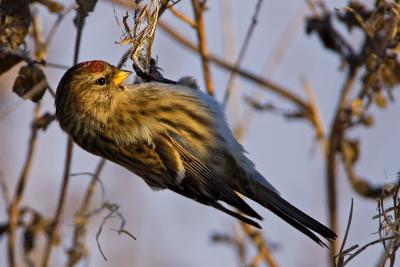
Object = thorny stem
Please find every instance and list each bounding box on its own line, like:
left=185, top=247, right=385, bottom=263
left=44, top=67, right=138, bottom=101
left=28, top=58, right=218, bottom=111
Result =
left=191, top=0, right=214, bottom=96
left=7, top=104, right=41, bottom=267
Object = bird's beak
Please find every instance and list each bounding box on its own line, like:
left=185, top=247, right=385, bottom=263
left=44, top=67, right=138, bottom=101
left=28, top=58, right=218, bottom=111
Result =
left=113, top=70, right=132, bottom=86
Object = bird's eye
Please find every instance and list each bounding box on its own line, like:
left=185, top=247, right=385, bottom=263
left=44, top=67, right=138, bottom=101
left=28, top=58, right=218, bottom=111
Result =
left=96, top=77, right=106, bottom=86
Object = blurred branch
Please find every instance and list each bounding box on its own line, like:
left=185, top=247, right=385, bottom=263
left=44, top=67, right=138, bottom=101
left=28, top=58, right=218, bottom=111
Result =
left=169, top=5, right=196, bottom=28
left=223, top=0, right=263, bottom=105
left=302, top=77, right=325, bottom=140
left=341, top=141, right=394, bottom=198
left=0, top=170, right=10, bottom=206
left=41, top=0, right=97, bottom=263
left=241, top=223, right=278, bottom=267
left=325, top=66, right=359, bottom=260
left=31, top=6, right=47, bottom=61
left=41, top=139, right=74, bottom=267
left=234, top=4, right=305, bottom=140
left=191, top=0, right=214, bottom=95
left=157, top=21, right=311, bottom=113
left=7, top=103, right=41, bottom=267
left=112, top=0, right=310, bottom=113
left=66, top=159, right=106, bottom=267
left=46, top=3, right=77, bottom=46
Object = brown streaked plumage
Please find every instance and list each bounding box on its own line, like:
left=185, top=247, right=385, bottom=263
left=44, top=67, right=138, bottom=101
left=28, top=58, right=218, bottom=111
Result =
left=55, top=60, right=337, bottom=246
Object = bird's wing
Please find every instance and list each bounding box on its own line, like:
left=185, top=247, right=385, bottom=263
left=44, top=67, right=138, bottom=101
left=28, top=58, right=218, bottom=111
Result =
left=100, top=131, right=262, bottom=227
left=157, top=132, right=262, bottom=223
left=110, top=139, right=181, bottom=190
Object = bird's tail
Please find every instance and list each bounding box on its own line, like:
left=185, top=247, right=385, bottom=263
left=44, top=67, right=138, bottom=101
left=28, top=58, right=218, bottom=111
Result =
left=244, top=180, right=337, bottom=246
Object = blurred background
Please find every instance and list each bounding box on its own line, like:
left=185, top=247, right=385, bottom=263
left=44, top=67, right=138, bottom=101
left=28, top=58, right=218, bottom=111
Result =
left=1, top=0, right=399, bottom=266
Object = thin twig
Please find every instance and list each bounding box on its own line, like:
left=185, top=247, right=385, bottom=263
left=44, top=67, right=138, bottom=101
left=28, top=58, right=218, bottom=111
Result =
left=41, top=11, right=86, bottom=267
left=46, top=4, right=77, bottom=46
left=241, top=223, right=279, bottom=267
left=326, top=66, right=359, bottom=264
left=66, top=159, right=106, bottom=267
left=31, top=6, right=47, bottom=60
left=110, top=0, right=309, bottom=111
left=302, top=77, right=325, bottom=140
left=7, top=104, right=41, bottom=267
left=191, top=0, right=214, bottom=95
left=44, top=61, right=70, bottom=70
left=223, top=0, right=263, bottom=105
left=41, top=139, right=74, bottom=267
left=343, top=236, right=397, bottom=265
left=233, top=4, right=306, bottom=140
left=334, top=198, right=354, bottom=267
left=156, top=21, right=311, bottom=113
left=0, top=170, right=10, bottom=206
left=95, top=203, right=136, bottom=261
left=169, top=5, right=196, bottom=27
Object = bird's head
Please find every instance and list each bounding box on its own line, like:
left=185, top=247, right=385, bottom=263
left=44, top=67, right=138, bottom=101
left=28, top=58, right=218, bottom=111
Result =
left=55, top=60, right=132, bottom=127
left=56, top=60, right=131, bottom=99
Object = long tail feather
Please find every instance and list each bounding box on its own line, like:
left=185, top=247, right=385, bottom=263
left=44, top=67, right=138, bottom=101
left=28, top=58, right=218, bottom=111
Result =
left=246, top=181, right=337, bottom=245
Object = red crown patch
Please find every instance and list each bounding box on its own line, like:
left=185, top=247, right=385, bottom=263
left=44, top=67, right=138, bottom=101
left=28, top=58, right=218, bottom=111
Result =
left=81, top=60, right=107, bottom=73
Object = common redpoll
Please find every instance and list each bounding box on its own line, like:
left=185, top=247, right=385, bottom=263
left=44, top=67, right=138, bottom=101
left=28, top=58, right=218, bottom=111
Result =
left=55, top=60, right=336, bottom=245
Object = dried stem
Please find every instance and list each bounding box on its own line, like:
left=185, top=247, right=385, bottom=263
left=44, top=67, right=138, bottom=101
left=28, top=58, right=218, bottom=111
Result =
left=303, top=78, right=326, bottom=140
left=46, top=3, right=77, bottom=47
left=112, top=1, right=309, bottom=112
left=7, top=103, right=41, bottom=267
left=326, top=67, right=359, bottom=263
left=169, top=5, right=196, bottom=27
left=334, top=199, right=354, bottom=267
left=157, top=21, right=311, bottom=113
left=66, top=159, right=106, bottom=267
left=191, top=0, right=214, bottom=95
left=31, top=6, right=47, bottom=60
left=41, top=11, right=86, bottom=267
left=241, top=223, right=279, bottom=267
left=343, top=236, right=397, bottom=265
left=223, top=0, right=263, bottom=105
left=41, top=139, right=74, bottom=267
left=234, top=4, right=305, bottom=140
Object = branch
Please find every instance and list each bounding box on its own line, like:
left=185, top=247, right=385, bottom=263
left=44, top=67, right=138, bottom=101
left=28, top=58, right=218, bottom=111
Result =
left=41, top=5, right=89, bottom=264
left=223, top=0, right=263, bottom=104
left=66, top=159, right=106, bottom=267
left=169, top=5, right=196, bottom=28
left=334, top=199, right=354, bottom=267
left=241, top=223, right=279, bottom=267
left=157, top=21, right=311, bottom=113
left=191, top=0, right=214, bottom=95
left=111, top=0, right=310, bottom=114
left=325, top=67, right=359, bottom=263
left=7, top=104, right=41, bottom=267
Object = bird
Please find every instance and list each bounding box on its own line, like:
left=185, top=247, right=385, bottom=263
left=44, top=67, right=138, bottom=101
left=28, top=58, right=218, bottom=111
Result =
left=55, top=60, right=336, bottom=246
